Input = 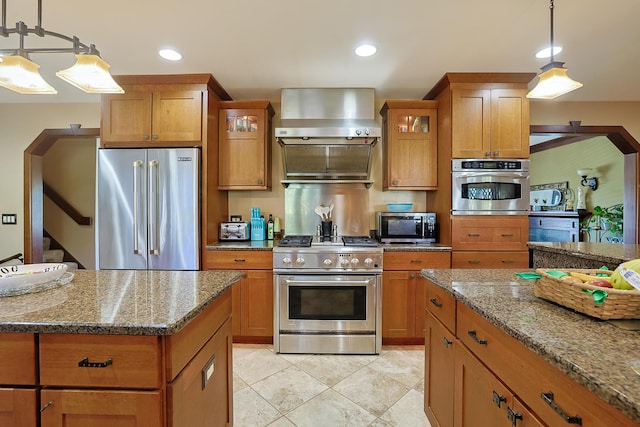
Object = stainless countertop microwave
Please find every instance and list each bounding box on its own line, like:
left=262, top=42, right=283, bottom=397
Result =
left=376, top=212, right=437, bottom=243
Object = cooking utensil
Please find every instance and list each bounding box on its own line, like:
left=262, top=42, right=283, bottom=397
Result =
left=328, top=203, right=334, bottom=219
left=315, top=206, right=324, bottom=219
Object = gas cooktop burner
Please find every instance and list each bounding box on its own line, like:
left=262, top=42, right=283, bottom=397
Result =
left=277, top=235, right=313, bottom=247
left=342, top=236, right=379, bottom=247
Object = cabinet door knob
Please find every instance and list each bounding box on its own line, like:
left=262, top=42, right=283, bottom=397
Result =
left=409, top=273, right=415, bottom=279
left=485, top=151, right=491, bottom=157
left=507, top=407, right=523, bottom=425
left=152, top=134, right=158, bottom=140
left=143, top=134, right=150, bottom=140
left=493, top=151, right=499, bottom=157
left=492, top=391, right=507, bottom=408
left=392, top=180, right=398, bottom=186
left=443, top=337, right=453, bottom=347
left=257, top=179, right=263, bottom=185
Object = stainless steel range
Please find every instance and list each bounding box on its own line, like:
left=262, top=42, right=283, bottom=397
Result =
left=273, top=235, right=383, bottom=354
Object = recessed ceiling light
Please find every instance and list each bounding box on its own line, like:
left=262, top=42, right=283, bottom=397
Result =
left=355, top=44, right=377, bottom=57
left=159, top=48, right=182, bottom=61
left=536, top=46, right=563, bottom=59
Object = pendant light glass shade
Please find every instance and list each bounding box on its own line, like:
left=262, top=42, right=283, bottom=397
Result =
left=527, top=62, right=583, bottom=99
left=0, top=55, right=57, bottom=94
left=56, top=54, right=124, bottom=94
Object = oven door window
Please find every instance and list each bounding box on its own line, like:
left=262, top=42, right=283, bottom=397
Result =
left=461, top=181, right=521, bottom=201
left=289, top=286, right=366, bottom=320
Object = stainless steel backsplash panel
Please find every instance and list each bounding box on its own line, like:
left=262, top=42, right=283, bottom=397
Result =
left=284, top=183, right=370, bottom=236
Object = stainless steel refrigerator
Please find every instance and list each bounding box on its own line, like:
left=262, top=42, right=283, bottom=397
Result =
left=97, top=148, right=200, bottom=270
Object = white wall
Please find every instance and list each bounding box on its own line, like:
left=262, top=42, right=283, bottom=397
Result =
left=0, top=103, right=100, bottom=260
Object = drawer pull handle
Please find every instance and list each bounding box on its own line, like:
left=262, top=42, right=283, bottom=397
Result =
left=468, top=260, right=481, bottom=264
left=492, top=391, right=506, bottom=408
left=40, top=401, right=54, bottom=413
left=234, top=259, right=246, bottom=263
left=410, top=259, right=423, bottom=263
left=501, top=259, right=515, bottom=264
left=467, top=330, right=488, bottom=345
left=430, top=298, right=442, bottom=308
left=501, top=233, right=514, bottom=237
left=507, top=407, right=523, bottom=426
left=443, top=337, right=453, bottom=347
left=541, top=392, right=582, bottom=425
left=467, top=233, right=480, bottom=237
left=78, top=357, right=113, bottom=368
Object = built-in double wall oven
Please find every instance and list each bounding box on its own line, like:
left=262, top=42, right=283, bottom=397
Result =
left=451, top=159, right=530, bottom=215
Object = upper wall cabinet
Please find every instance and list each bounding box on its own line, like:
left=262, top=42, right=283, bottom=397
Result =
left=100, top=75, right=225, bottom=148
left=424, top=73, right=536, bottom=160
left=380, top=100, right=439, bottom=190
left=218, top=101, right=275, bottom=190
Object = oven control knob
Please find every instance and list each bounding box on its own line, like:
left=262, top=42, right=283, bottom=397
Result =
left=323, top=258, right=333, bottom=267
left=340, top=258, right=351, bottom=268
left=282, top=257, right=292, bottom=266
left=295, top=257, right=305, bottom=266
left=350, top=258, right=360, bottom=266
left=364, top=258, right=374, bottom=267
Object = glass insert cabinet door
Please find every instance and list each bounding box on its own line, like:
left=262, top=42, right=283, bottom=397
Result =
left=396, top=114, right=430, bottom=133
left=225, top=114, right=259, bottom=133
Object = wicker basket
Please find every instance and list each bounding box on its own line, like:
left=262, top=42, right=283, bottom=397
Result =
left=534, top=268, right=640, bottom=320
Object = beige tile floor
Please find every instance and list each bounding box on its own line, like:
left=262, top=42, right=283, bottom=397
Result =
left=233, top=344, right=432, bottom=427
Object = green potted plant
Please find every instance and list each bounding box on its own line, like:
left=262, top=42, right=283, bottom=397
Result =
left=580, top=204, right=623, bottom=241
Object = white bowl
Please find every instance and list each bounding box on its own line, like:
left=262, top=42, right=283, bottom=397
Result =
left=0, top=263, right=68, bottom=293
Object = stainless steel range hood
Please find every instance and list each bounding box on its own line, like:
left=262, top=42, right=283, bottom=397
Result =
left=276, top=88, right=381, bottom=185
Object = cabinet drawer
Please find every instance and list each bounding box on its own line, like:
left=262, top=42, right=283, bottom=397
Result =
left=456, top=302, right=636, bottom=427
left=424, top=279, right=456, bottom=332
left=206, top=250, right=272, bottom=270
left=39, top=334, right=161, bottom=388
left=0, top=333, right=36, bottom=385
left=383, top=251, right=450, bottom=271
left=452, top=251, right=529, bottom=269
left=451, top=216, right=528, bottom=251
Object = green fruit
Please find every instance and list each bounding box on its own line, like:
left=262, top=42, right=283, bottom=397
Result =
left=610, top=260, right=640, bottom=290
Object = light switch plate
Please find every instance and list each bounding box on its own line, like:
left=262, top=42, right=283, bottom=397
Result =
left=2, top=214, right=17, bottom=225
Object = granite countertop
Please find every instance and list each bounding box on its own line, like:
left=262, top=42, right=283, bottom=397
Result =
left=0, top=270, right=243, bottom=335
left=529, top=242, right=640, bottom=264
left=207, top=241, right=452, bottom=252
left=421, top=268, right=640, bottom=423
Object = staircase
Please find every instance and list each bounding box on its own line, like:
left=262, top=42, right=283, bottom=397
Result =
left=43, top=237, right=78, bottom=270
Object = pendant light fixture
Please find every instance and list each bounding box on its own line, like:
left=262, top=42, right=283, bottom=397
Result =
left=527, top=0, right=582, bottom=99
left=0, top=0, right=123, bottom=95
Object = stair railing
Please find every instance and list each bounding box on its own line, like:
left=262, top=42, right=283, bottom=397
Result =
left=43, top=182, right=92, bottom=226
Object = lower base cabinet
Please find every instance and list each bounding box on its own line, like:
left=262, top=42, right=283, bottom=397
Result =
left=454, top=343, right=543, bottom=427
left=40, top=389, right=163, bottom=427
left=0, top=388, right=37, bottom=427
left=1, top=289, right=233, bottom=427
left=424, top=311, right=455, bottom=427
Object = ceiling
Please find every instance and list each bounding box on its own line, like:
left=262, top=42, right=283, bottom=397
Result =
left=1, top=0, right=639, bottom=104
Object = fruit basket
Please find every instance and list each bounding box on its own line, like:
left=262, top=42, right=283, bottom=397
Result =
left=534, top=268, right=640, bottom=320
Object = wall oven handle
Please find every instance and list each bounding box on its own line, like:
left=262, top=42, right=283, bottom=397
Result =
left=453, top=171, right=529, bottom=179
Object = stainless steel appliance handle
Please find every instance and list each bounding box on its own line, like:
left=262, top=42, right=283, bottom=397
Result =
left=452, top=171, right=529, bottom=179
left=132, top=160, right=143, bottom=254
left=283, top=279, right=373, bottom=286
left=149, top=159, right=159, bottom=255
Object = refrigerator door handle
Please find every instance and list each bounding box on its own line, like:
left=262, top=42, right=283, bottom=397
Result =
left=133, top=160, right=144, bottom=255
left=149, top=159, right=160, bottom=255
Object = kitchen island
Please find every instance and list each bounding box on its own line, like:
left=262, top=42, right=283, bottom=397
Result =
left=0, top=269, right=242, bottom=427
left=422, top=268, right=639, bottom=426
left=529, top=241, right=640, bottom=269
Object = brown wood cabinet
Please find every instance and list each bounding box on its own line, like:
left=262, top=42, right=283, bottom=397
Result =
left=100, top=74, right=232, bottom=258
left=101, top=89, right=203, bottom=146
left=382, top=251, right=450, bottom=344
left=423, top=277, right=639, bottom=427
left=1, top=289, right=233, bottom=427
left=218, top=101, right=275, bottom=190
left=451, top=87, right=530, bottom=159
left=206, top=250, right=273, bottom=343
left=380, top=100, right=438, bottom=190
left=454, top=343, right=543, bottom=427
left=450, top=215, right=529, bottom=269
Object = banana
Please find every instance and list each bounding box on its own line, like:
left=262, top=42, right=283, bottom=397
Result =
left=568, top=271, right=611, bottom=283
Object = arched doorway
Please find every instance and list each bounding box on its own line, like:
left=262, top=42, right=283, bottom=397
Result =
left=23, top=127, right=100, bottom=264
left=530, top=121, right=640, bottom=244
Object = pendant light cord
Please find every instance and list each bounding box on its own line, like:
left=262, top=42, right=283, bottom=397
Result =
left=549, top=0, right=555, bottom=63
